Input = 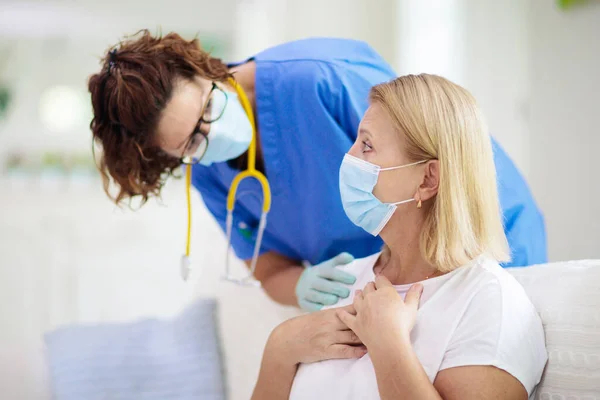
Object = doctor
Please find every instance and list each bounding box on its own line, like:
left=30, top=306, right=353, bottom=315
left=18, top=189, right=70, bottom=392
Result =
left=88, top=30, right=546, bottom=311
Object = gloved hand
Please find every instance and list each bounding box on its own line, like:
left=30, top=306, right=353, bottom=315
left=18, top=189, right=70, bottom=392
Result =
left=295, top=252, right=357, bottom=312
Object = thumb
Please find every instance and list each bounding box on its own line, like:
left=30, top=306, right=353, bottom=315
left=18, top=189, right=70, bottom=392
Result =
left=374, top=275, right=393, bottom=289
left=332, top=252, right=355, bottom=266
left=404, top=283, right=424, bottom=309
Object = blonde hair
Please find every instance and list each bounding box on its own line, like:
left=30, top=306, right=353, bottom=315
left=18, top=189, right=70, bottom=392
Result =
left=371, top=74, right=510, bottom=272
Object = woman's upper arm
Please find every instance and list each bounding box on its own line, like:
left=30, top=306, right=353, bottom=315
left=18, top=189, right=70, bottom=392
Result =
left=434, top=366, right=528, bottom=400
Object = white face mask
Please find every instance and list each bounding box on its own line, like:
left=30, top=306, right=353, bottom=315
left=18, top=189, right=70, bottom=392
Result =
left=199, top=89, right=253, bottom=166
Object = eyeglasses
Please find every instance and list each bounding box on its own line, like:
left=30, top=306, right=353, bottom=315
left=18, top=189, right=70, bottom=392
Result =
left=180, top=82, right=228, bottom=165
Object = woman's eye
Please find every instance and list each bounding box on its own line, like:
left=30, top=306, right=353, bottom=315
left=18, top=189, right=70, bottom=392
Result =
left=362, top=141, right=373, bottom=153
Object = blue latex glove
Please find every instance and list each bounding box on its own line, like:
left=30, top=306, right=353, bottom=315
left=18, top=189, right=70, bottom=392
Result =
left=295, top=252, right=357, bottom=312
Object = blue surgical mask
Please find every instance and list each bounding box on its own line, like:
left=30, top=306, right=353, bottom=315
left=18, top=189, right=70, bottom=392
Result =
left=339, top=153, right=426, bottom=236
left=200, top=90, right=253, bottom=166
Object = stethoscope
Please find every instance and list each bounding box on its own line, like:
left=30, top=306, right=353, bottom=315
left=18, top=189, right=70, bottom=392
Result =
left=180, top=78, right=272, bottom=286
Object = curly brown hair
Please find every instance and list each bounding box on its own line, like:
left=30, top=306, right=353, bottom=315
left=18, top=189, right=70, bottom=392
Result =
left=88, top=29, right=232, bottom=206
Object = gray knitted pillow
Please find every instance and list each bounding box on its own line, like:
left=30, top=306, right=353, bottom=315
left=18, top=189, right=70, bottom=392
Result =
left=45, top=298, right=226, bottom=400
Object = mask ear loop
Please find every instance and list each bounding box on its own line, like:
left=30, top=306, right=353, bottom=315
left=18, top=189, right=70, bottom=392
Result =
left=381, top=160, right=428, bottom=207
left=379, top=159, right=427, bottom=171
left=390, top=198, right=416, bottom=206
left=371, top=161, right=427, bottom=235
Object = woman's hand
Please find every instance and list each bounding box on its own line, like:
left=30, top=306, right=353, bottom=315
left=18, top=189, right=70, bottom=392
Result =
left=265, top=304, right=367, bottom=366
left=337, top=275, right=423, bottom=351
left=252, top=305, right=366, bottom=400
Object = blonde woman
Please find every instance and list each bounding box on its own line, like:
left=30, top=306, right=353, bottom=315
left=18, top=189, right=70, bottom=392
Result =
left=251, top=74, right=547, bottom=400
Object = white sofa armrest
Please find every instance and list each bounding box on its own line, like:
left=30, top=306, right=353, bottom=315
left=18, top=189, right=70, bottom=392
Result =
left=508, top=260, right=600, bottom=398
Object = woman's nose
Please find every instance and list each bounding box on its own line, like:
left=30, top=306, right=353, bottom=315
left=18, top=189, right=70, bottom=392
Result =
left=347, top=141, right=361, bottom=158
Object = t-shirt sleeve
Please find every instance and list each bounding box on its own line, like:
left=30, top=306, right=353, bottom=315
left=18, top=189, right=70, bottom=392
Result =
left=191, top=165, right=267, bottom=261
left=439, top=280, right=547, bottom=396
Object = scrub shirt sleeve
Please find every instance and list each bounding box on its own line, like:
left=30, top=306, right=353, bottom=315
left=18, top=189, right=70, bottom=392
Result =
left=191, top=166, right=264, bottom=261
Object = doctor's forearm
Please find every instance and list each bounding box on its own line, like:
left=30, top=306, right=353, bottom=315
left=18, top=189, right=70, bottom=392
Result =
left=247, top=252, right=303, bottom=307
left=260, top=267, right=303, bottom=306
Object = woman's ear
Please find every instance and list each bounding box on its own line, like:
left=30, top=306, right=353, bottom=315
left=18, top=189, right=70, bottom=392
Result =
left=416, top=160, right=439, bottom=201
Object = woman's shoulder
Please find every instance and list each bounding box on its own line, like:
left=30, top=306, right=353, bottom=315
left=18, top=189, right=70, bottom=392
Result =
left=458, top=257, right=533, bottom=300
left=444, top=257, right=543, bottom=333
left=454, top=257, right=547, bottom=361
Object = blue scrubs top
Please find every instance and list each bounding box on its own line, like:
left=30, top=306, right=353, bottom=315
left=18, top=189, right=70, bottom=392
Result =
left=192, top=38, right=547, bottom=268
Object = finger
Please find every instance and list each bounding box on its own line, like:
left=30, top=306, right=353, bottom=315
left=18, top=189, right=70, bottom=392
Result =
left=375, top=275, right=393, bottom=289
left=329, top=344, right=367, bottom=360
left=305, top=289, right=339, bottom=306
left=353, top=291, right=364, bottom=312
left=333, top=330, right=363, bottom=345
left=328, top=305, right=356, bottom=331
left=405, top=283, right=424, bottom=309
left=331, top=252, right=355, bottom=266
left=298, top=299, right=323, bottom=312
left=331, top=305, right=357, bottom=330
left=339, top=303, right=357, bottom=316
left=363, top=282, right=376, bottom=295
left=337, top=310, right=357, bottom=330
left=354, top=289, right=363, bottom=301
left=319, top=309, right=349, bottom=331
left=318, top=267, right=357, bottom=285
left=312, top=278, right=351, bottom=299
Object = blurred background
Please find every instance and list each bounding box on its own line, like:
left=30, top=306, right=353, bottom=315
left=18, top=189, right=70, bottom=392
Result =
left=0, top=0, right=598, bottom=398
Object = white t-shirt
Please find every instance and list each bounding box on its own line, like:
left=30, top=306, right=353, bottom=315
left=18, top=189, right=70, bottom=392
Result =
left=290, top=253, right=547, bottom=400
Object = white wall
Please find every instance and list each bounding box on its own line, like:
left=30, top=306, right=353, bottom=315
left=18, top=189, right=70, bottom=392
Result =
left=395, top=0, right=466, bottom=84
left=461, top=0, right=532, bottom=177
left=528, top=0, right=600, bottom=262
left=0, top=0, right=236, bottom=39
left=394, top=0, right=531, bottom=177
left=231, top=0, right=396, bottom=68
